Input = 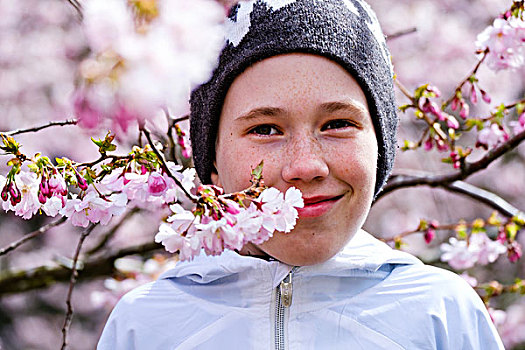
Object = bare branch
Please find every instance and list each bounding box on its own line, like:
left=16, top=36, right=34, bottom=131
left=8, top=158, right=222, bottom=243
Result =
left=0, top=217, right=68, bottom=256
left=141, top=127, right=197, bottom=202
left=61, top=224, right=96, bottom=350
left=170, top=114, right=190, bottom=127
left=64, top=0, right=83, bottom=20
left=379, top=129, right=525, bottom=198
left=0, top=241, right=163, bottom=295
left=443, top=181, right=522, bottom=217
left=1, top=119, right=78, bottom=137
left=386, top=27, right=417, bottom=40
left=85, top=208, right=140, bottom=256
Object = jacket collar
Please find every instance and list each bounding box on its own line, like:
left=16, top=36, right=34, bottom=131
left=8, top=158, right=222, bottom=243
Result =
left=159, top=230, right=421, bottom=287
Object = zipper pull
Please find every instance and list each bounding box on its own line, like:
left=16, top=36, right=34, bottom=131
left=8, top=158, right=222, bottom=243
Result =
left=280, top=270, right=294, bottom=308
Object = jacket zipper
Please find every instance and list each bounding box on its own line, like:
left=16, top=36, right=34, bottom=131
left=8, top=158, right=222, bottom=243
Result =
left=274, top=267, right=297, bottom=350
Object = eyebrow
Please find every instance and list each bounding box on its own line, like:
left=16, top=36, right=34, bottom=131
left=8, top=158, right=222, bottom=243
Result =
left=317, top=101, right=368, bottom=116
left=233, top=101, right=368, bottom=122
left=234, top=107, right=288, bottom=122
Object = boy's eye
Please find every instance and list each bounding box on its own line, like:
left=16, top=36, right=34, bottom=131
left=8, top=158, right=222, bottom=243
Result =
left=248, top=125, right=281, bottom=136
left=321, top=119, right=356, bottom=131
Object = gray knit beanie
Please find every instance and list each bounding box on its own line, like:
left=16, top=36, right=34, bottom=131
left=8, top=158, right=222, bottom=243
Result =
left=190, top=0, right=397, bottom=197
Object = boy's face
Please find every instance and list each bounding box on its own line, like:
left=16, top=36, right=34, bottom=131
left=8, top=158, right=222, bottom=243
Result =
left=213, top=53, right=378, bottom=266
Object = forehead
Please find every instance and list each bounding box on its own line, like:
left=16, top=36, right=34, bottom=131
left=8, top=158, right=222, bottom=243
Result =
left=220, top=53, right=368, bottom=117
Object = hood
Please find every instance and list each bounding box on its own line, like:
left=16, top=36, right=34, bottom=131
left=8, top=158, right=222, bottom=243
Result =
left=159, top=230, right=421, bottom=287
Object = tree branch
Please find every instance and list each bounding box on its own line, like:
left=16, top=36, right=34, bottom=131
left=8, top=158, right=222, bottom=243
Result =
left=379, top=129, right=525, bottom=198
left=443, top=181, right=522, bottom=217
left=64, top=0, right=83, bottom=20
left=386, top=27, right=417, bottom=40
left=0, top=217, right=68, bottom=256
left=61, top=224, right=96, bottom=350
left=141, top=127, right=197, bottom=202
left=85, top=208, right=140, bottom=256
left=1, top=119, right=78, bottom=136
left=0, top=241, right=163, bottom=295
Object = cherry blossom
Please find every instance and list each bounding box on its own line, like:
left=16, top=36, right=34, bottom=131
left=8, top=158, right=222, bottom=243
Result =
left=477, top=123, right=509, bottom=149
left=510, top=112, right=525, bottom=135
left=440, top=232, right=507, bottom=270
left=154, top=186, right=304, bottom=261
left=476, top=17, right=525, bottom=71
left=440, top=237, right=479, bottom=270
left=76, top=0, right=226, bottom=134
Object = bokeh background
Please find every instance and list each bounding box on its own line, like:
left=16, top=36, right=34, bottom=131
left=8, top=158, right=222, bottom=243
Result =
left=1, top=0, right=524, bottom=348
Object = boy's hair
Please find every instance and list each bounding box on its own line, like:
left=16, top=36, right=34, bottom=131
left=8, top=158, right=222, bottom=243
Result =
left=190, top=0, right=397, bottom=197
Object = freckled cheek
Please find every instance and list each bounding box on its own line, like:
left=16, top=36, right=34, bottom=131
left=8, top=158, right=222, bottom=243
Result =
left=216, top=140, right=280, bottom=192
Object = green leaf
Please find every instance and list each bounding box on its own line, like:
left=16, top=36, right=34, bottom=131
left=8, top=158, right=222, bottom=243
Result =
left=251, top=160, right=264, bottom=181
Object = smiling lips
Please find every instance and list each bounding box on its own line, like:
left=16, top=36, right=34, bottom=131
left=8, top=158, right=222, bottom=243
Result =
left=297, top=195, right=343, bottom=218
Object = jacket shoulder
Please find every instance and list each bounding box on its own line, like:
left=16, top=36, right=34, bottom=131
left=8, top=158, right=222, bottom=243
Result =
left=366, top=263, right=504, bottom=349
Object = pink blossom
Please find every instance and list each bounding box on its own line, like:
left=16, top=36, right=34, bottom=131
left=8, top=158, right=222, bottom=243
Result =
left=42, top=196, right=64, bottom=217
left=233, top=204, right=266, bottom=244
left=510, top=113, right=525, bottom=135
left=76, top=0, right=226, bottom=136
left=60, top=191, right=127, bottom=227
left=440, top=232, right=507, bottom=269
left=60, top=194, right=90, bottom=227
left=476, top=17, right=525, bottom=71
left=477, top=123, right=509, bottom=149
left=495, top=302, right=525, bottom=348
left=83, top=0, right=134, bottom=54
left=470, top=232, right=507, bottom=265
left=11, top=171, right=41, bottom=219
left=147, top=172, right=168, bottom=196
left=73, top=90, right=102, bottom=129
left=507, top=241, right=522, bottom=263
left=155, top=223, right=201, bottom=261
left=440, top=237, right=478, bottom=270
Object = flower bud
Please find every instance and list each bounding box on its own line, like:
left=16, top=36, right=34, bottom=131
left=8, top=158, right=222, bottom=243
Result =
left=451, top=97, right=459, bottom=111
left=76, top=173, right=88, bottom=191
left=470, top=85, right=478, bottom=104
left=38, top=191, right=47, bottom=204
left=508, top=241, right=522, bottom=263
left=424, top=229, right=435, bottom=244
left=1, top=184, right=9, bottom=201
left=480, top=89, right=491, bottom=104
left=424, top=137, right=433, bottom=151
left=460, top=102, right=469, bottom=119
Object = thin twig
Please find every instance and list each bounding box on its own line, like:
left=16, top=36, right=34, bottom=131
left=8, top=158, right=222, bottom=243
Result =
left=379, top=129, right=525, bottom=198
left=443, top=52, right=488, bottom=108
left=64, top=0, right=83, bottom=20
left=165, top=110, right=178, bottom=164
left=386, top=27, right=417, bottom=40
left=381, top=223, right=458, bottom=243
left=141, top=127, right=197, bottom=202
left=77, top=154, right=132, bottom=168
left=1, top=119, right=77, bottom=137
left=85, top=208, right=140, bottom=256
left=0, top=217, right=68, bottom=256
left=0, top=241, right=163, bottom=295
left=170, top=115, right=190, bottom=127
left=61, top=224, right=96, bottom=350
left=394, top=78, right=415, bottom=102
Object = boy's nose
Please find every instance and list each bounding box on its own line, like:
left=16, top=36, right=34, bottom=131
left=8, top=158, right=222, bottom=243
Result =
left=281, top=134, right=329, bottom=184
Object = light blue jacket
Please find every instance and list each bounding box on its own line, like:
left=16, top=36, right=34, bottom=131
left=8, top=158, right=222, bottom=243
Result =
left=98, top=230, right=504, bottom=349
